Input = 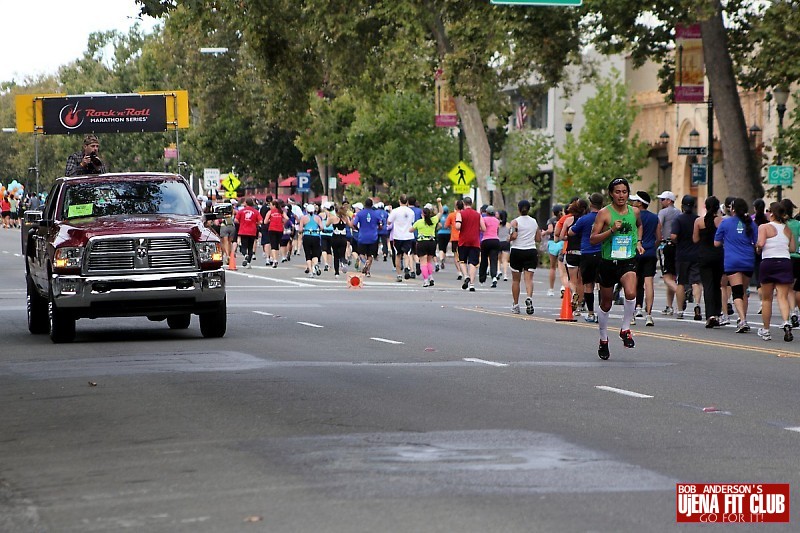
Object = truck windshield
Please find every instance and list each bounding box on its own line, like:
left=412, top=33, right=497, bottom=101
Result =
left=61, top=180, right=200, bottom=219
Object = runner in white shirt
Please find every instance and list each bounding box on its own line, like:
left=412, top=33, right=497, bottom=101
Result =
left=509, top=200, right=542, bottom=314
left=388, top=194, right=417, bottom=282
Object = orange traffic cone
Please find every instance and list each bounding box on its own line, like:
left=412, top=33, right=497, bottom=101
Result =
left=556, top=285, right=576, bottom=322
left=347, top=272, right=363, bottom=289
left=227, top=252, right=237, bottom=271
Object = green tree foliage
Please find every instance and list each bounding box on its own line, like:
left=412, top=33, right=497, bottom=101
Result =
left=497, top=130, right=553, bottom=211
left=556, top=72, right=649, bottom=199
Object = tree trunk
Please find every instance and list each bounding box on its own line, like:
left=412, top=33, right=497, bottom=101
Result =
left=428, top=4, right=505, bottom=210
left=701, top=1, right=763, bottom=202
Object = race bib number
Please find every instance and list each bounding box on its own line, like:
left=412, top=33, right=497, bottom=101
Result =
left=611, top=234, right=632, bottom=259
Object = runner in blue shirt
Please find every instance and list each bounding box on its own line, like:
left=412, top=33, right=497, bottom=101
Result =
left=569, top=193, right=604, bottom=322
left=351, top=198, right=382, bottom=276
left=631, top=192, right=661, bottom=326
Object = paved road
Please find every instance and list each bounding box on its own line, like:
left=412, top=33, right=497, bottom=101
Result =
left=1, top=228, right=799, bottom=532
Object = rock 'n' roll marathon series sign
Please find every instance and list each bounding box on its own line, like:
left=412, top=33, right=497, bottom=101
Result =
left=42, top=95, right=168, bottom=134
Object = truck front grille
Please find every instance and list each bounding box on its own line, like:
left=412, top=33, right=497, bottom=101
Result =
left=87, top=236, right=196, bottom=273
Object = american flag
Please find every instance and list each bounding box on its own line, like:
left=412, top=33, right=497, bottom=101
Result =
left=516, top=101, right=527, bottom=130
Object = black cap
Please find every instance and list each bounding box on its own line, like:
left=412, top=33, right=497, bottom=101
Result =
left=682, top=194, right=696, bottom=206
left=636, top=191, right=651, bottom=205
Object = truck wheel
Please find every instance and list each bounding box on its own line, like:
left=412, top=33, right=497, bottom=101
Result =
left=48, top=288, right=76, bottom=343
left=27, top=275, right=49, bottom=334
left=167, top=314, right=191, bottom=329
left=199, top=298, right=226, bottom=338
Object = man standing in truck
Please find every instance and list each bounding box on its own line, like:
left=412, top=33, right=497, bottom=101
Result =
left=65, top=135, right=107, bottom=176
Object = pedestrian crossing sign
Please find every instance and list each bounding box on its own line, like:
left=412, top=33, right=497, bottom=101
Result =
left=448, top=161, right=475, bottom=194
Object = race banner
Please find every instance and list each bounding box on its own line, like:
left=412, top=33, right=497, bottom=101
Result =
left=41, top=94, right=168, bottom=135
left=675, top=24, right=705, bottom=103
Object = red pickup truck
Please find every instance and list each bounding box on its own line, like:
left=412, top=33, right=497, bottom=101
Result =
left=23, top=173, right=227, bottom=343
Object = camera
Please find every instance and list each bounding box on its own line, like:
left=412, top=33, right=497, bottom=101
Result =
left=90, top=152, right=102, bottom=166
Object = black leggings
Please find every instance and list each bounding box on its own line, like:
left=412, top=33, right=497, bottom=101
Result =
left=479, top=238, right=500, bottom=283
left=332, top=236, right=348, bottom=275
left=239, top=235, right=256, bottom=261
left=699, top=254, right=724, bottom=318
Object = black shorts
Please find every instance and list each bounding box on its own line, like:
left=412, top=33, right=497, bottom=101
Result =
left=660, top=242, right=676, bottom=275
left=394, top=239, right=414, bottom=256
left=459, top=245, right=481, bottom=266
left=498, top=240, right=511, bottom=253
left=676, top=261, right=701, bottom=285
left=260, top=229, right=270, bottom=246
left=268, top=230, right=282, bottom=250
left=450, top=241, right=459, bottom=256
left=636, top=255, right=657, bottom=278
left=320, top=235, right=332, bottom=254
left=358, top=241, right=379, bottom=257
left=509, top=248, right=538, bottom=272
left=437, top=234, right=451, bottom=253
left=579, top=253, right=601, bottom=284
left=597, top=258, right=637, bottom=288
left=565, top=251, right=581, bottom=268
left=417, top=239, right=437, bottom=257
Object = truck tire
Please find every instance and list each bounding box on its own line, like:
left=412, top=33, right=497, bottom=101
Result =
left=167, top=314, right=191, bottom=329
left=27, top=275, right=49, bottom=334
left=199, top=298, right=226, bottom=338
left=48, top=288, right=76, bottom=343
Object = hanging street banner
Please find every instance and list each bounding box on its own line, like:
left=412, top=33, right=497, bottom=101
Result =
left=675, top=24, right=705, bottom=104
left=448, top=161, right=476, bottom=195
left=15, top=91, right=189, bottom=134
left=435, top=69, right=458, bottom=128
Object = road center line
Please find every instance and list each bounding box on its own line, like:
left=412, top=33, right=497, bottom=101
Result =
left=785, top=427, right=800, bottom=433
left=371, top=337, right=404, bottom=345
left=253, top=311, right=274, bottom=316
left=463, top=357, right=509, bottom=367
left=297, top=321, right=324, bottom=328
left=596, top=385, right=653, bottom=399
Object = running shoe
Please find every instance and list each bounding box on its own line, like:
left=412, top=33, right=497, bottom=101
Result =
left=324, top=264, right=329, bottom=271
left=694, top=305, right=702, bottom=321
left=273, top=262, right=278, bottom=269
left=341, top=263, right=348, bottom=274
left=635, top=307, right=644, bottom=318
left=511, top=304, right=521, bottom=314
left=525, top=297, right=534, bottom=315
left=335, top=274, right=340, bottom=279
left=560, top=287, right=565, bottom=298
left=661, top=306, right=674, bottom=316
left=422, top=280, right=430, bottom=287
left=409, top=272, right=416, bottom=279
left=307, top=272, right=314, bottom=278
left=491, top=280, right=497, bottom=289
left=441, top=263, right=445, bottom=270
left=435, top=264, right=440, bottom=272
left=462, top=277, right=470, bottom=290
left=468, top=283, right=475, bottom=292
left=705, top=317, right=718, bottom=328
left=314, top=264, right=321, bottom=276
left=247, top=261, right=252, bottom=269
left=457, top=274, right=463, bottom=281
left=727, top=303, right=734, bottom=316
left=757, top=328, right=772, bottom=341
left=242, top=259, right=249, bottom=268
left=547, top=289, right=554, bottom=297
left=718, top=314, right=730, bottom=326
left=504, top=276, right=509, bottom=282
left=792, top=314, right=800, bottom=329
left=784, top=323, right=794, bottom=342
left=645, top=315, right=655, bottom=327
left=598, top=340, right=610, bottom=360
left=429, top=279, right=434, bottom=286
left=736, top=320, right=750, bottom=333
left=676, top=310, right=684, bottom=319
left=383, top=255, right=388, bottom=262
left=304, top=268, right=309, bottom=274
left=396, top=275, right=403, bottom=282
left=416, top=264, right=422, bottom=276
left=630, top=316, right=636, bottom=326
left=620, top=329, right=635, bottom=348
left=584, top=313, right=598, bottom=323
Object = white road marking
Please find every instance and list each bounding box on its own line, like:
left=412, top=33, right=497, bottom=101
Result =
left=785, top=427, right=800, bottom=433
left=297, top=321, right=324, bottom=328
left=371, top=337, right=404, bottom=345
left=463, top=357, right=509, bottom=367
left=595, top=386, right=653, bottom=399
left=253, top=311, right=274, bottom=316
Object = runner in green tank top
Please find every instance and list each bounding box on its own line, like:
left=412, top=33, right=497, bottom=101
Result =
left=590, top=178, right=644, bottom=360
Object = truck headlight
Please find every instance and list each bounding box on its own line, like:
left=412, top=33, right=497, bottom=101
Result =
left=196, top=241, right=222, bottom=269
left=53, top=247, right=83, bottom=272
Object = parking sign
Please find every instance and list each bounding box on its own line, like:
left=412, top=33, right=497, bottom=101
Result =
left=297, top=172, right=311, bottom=193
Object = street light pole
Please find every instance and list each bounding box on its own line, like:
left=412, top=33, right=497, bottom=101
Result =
left=707, top=97, right=714, bottom=196
left=774, top=87, right=789, bottom=202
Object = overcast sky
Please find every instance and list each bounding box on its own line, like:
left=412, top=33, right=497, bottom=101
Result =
left=1, top=0, right=160, bottom=83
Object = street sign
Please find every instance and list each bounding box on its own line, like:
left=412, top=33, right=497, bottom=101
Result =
left=691, top=164, right=707, bottom=186
left=203, top=168, right=220, bottom=190
left=448, top=161, right=476, bottom=195
left=328, top=176, right=337, bottom=191
left=491, top=0, right=582, bottom=5
left=220, top=172, right=240, bottom=192
left=486, top=175, right=497, bottom=192
left=768, top=165, right=795, bottom=186
left=677, top=146, right=707, bottom=156
left=223, top=190, right=238, bottom=199
left=297, top=172, right=311, bottom=193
